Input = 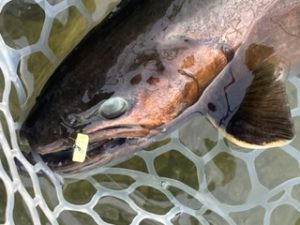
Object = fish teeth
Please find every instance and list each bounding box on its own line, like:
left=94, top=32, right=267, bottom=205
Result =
left=58, top=162, right=62, bottom=167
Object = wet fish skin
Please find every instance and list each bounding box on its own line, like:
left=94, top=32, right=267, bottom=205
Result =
left=21, top=0, right=299, bottom=173
left=22, top=0, right=177, bottom=148
left=21, top=0, right=232, bottom=173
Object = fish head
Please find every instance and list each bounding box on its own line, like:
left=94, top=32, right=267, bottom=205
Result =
left=25, top=39, right=234, bottom=173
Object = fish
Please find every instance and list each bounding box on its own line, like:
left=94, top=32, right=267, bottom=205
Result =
left=20, top=0, right=300, bottom=173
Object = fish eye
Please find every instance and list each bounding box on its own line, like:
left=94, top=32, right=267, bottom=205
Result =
left=99, top=97, right=129, bottom=119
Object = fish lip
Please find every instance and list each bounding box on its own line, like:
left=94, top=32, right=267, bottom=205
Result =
left=35, top=124, right=154, bottom=173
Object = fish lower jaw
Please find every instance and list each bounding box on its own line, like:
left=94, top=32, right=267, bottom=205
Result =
left=39, top=137, right=141, bottom=172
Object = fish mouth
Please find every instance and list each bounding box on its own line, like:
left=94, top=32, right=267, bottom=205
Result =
left=34, top=124, right=156, bottom=173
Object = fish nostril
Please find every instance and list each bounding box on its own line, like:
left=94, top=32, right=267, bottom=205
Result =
left=99, top=97, right=129, bottom=119
left=64, top=114, right=77, bottom=126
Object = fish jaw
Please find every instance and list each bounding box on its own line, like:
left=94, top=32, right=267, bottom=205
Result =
left=29, top=42, right=232, bottom=173
left=36, top=126, right=155, bottom=173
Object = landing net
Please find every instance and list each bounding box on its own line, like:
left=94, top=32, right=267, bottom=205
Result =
left=1, top=1, right=300, bottom=225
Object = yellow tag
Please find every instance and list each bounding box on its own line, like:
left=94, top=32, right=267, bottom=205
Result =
left=72, top=133, right=89, bottom=163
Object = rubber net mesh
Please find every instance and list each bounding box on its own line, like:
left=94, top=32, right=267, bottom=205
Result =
left=1, top=0, right=300, bottom=225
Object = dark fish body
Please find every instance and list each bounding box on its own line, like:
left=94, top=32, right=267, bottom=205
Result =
left=21, top=0, right=300, bottom=173
left=23, top=0, right=177, bottom=148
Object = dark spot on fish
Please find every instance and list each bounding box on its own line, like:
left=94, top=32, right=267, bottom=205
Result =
left=147, top=76, right=160, bottom=85
left=155, top=60, right=165, bottom=72
left=208, top=102, right=216, bottom=112
left=130, top=74, right=142, bottom=85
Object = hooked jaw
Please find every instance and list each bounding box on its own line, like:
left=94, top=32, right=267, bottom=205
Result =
left=38, top=123, right=156, bottom=173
